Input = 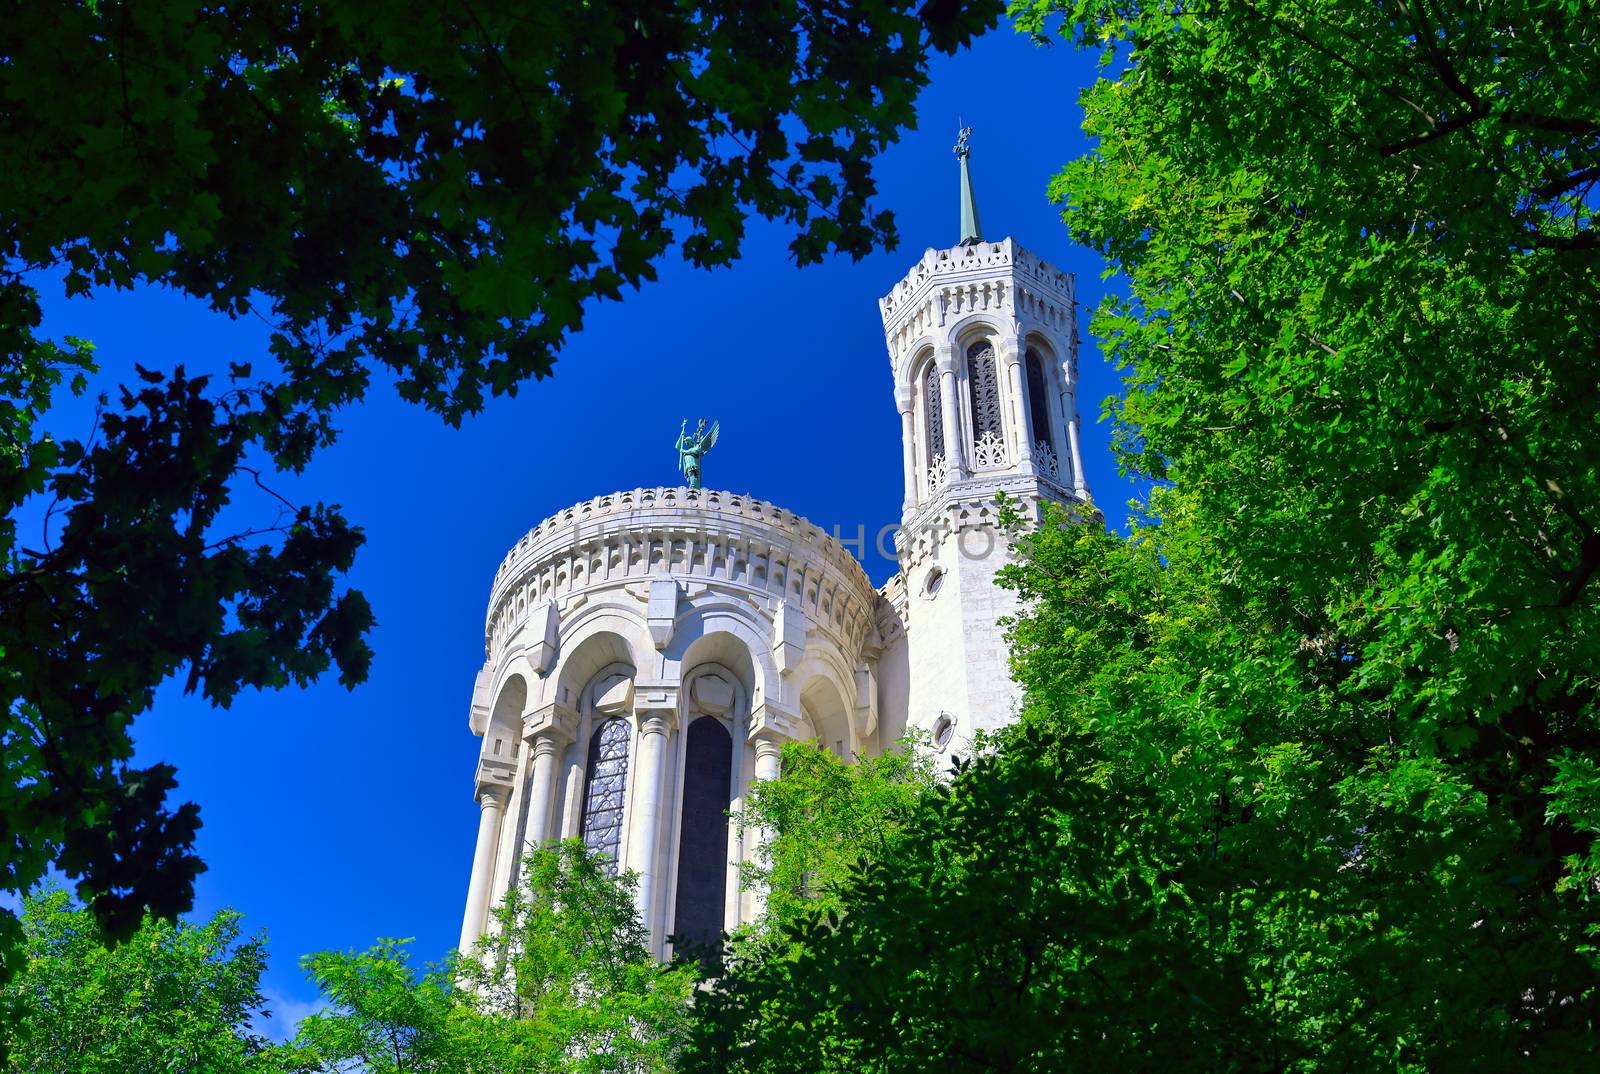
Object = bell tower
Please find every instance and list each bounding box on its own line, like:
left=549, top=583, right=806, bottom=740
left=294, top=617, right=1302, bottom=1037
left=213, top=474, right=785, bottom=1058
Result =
left=877, top=128, right=1088, bottom=749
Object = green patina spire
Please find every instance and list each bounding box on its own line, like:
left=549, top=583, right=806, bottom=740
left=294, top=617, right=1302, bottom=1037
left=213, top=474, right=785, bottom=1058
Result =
left=954, top=125, right=982, bottom=246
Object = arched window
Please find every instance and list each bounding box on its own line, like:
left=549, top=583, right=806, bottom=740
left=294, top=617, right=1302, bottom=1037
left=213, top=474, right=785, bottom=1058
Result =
left=966, top=340, right=1004, bottom=466
left=922, top=364, right=945, bottom=462
left=673, top=716, right=732, bottom=952
left=580, top=717, right=630, bottom=872
left=1025, top=349, right=1054, bottom=450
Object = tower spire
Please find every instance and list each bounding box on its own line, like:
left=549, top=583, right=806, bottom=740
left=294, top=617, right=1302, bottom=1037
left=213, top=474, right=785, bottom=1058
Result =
left=954, top=125, right=982, bottom=246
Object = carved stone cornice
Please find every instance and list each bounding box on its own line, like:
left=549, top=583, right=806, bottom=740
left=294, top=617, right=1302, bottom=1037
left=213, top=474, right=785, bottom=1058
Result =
left=895, top=473, right=1085, bottom=571
left=521, top=702, right=578, bottom=747
left=473, top=755, right=517, bottom=800
left=749, top=701, right=803, bottom=743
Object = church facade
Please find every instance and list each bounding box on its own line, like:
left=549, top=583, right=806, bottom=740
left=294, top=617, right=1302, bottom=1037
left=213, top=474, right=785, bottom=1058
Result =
left=457, top=143, right=1087, bottom=958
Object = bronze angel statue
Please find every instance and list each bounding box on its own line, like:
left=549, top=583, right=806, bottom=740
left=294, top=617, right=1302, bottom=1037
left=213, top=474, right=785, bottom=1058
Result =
left=676, top=418, right=719, bottom=490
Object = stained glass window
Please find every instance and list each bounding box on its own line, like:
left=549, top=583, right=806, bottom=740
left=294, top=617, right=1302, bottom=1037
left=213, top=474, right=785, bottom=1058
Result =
left=580, top=717, right=630, bottom=872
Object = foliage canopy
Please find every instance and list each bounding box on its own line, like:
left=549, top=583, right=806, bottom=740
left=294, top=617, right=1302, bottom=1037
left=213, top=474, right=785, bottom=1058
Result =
left=685, top=1, right=1600, bottom=1069
left=0, top=0, right=1001, bottom=976
left=0, top=889, right=292, bottom=1073
left=300, top=841, right=695, bottom=1074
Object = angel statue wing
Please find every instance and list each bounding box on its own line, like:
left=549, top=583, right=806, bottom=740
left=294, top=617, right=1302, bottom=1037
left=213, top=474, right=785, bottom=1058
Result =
left=700, top=420, right=720, bottom=453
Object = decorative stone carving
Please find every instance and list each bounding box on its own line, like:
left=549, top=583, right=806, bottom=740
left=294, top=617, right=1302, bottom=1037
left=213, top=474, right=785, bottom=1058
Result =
left=972, top=429, right=1008, bottom=470
left=926, top=453, right=950, bottom=496
left=1035, top=441, right=1060, bottom=482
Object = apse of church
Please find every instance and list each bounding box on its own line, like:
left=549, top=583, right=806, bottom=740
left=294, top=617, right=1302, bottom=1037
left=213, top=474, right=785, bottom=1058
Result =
left=457, top=133, right=1088, bottom=960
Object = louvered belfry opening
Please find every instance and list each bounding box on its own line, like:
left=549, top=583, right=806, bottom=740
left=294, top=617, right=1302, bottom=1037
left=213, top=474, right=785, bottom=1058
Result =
left=672, top=715, right=732, bottom=951
left=966, top=341, right=1002, bottom=441
left=1025, top=348, right=1054, bottom=450
left=923, top=363, right=945, bottom=462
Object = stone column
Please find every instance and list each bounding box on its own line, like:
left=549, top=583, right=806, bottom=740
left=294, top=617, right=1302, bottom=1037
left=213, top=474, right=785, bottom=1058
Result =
left=1001, top=339, right=1035, bottom=469
left=747, top=734, right=786, bottom=919
left=515, top=702, right=577, bottom=871
left=523, top=733, right=565, bottom=847
left=626, top=708, right=676, bottom=952
left=1058, top=363, right=1087, bottom=498
left=897, top=387, right=919, bottom=511
left=1067, top=409, right=1090, bottom=500
left=458, top=786, right=507, bottom=951
left=724, top=708, right=750, bottom=933
left=936, top=347, right=968, bottom=481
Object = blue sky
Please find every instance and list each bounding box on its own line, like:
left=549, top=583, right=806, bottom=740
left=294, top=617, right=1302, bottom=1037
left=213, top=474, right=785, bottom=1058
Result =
left=28, top=24, right=1135, bottom=1030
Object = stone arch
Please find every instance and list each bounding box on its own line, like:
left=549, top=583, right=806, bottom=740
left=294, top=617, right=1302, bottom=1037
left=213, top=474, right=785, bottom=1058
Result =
left=799, top=669, right=854, bottom=760
left=666, top=609, right=769, bottom=707
left=894, top=335, right=938, bottom=387
left=948, top=314, right=1003, bottom=349
left=543, top=605, right=653, bottom=709
left=484, top=673, right=527, bottom=764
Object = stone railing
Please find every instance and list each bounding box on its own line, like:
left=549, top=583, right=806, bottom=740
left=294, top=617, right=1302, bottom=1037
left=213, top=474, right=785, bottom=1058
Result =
left=879, top=238, right=1074, bottom=323
left=484, top=487, right=879, bottom=661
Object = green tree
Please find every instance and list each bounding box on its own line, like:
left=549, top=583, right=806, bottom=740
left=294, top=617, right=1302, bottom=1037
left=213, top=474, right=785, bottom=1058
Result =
left=0, top=0, right=1003, bottom=976
left=299, top=841, right=694, bottom=1074
left=685, top=1, right=1600, bottom=1069
left=732, top=734, right=936, bottom=947
left=0, top=888, right=296, bottom=1073
left=295, top=939, right=488, bottom=1074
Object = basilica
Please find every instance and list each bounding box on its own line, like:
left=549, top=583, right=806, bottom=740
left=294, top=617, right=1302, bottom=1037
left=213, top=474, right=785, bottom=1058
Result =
left=457, top=139, right=1088, bottom=959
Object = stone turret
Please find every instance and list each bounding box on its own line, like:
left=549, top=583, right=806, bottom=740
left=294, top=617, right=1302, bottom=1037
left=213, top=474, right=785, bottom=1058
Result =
left=873, top=131, right=1087, bottom=752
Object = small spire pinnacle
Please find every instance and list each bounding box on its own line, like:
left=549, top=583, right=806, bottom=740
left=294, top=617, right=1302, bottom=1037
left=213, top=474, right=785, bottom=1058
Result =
left=954, top=125, right=982, bottom=246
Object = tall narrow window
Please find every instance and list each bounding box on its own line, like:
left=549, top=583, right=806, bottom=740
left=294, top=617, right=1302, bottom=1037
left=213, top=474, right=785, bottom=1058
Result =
left=966, top=341, right=1002, bottom=437
left=967, top=341, right=1004, bottom=467
left=673, top=716, right=732, bottom=952
left=1025, top=349, right=1054, bottom=450
left=1024, top=348, right=1060, bottom=480
left=580, top=718, right=630, bottom=872
left=923, top=364, right=945, bottom=462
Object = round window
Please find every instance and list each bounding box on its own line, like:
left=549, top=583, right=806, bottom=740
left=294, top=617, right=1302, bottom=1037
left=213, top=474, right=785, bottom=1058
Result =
left=922, top=566, right=945, bottom=598
left=932, top=712, right=956, bottom=749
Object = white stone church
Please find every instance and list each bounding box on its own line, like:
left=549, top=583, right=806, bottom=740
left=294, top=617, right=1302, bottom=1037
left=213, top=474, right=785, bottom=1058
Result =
left=457, top=138, right=1088, bottom=958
